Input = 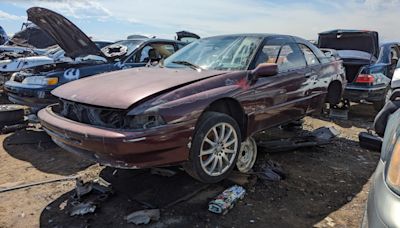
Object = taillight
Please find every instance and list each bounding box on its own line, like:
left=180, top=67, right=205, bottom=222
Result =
left=355, top=74, right=375, bottom=84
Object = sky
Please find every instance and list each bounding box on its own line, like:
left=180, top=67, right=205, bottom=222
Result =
left=0, top=0, right=399, bottom=42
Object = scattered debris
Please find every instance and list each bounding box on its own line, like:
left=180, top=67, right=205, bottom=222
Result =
left=1, top=122, right=28, bottom=134
left=255, top=160, right=286, bottom=182
left=70, top=201, right=97, bottom=216
left=150, top=167, right=177, bottom=177
left=74, top=177, right=113, bottom=200
left=359, top=131, right=382, bottom=152
left=0, top=176, right=78, bottom=193
left=312, top=126, right=340, bottom=141
left=258, top=127, right=339, bottom=152
left=208, top=185, right=246, bottom=215
left=329, top=99, right=350, bottom=120
left=125, top=209, right=160, bottom=225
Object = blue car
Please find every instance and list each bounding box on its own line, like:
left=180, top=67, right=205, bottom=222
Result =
left=4, top=7, right=190, bottom=110
left=318, top=30, right=399, bottom=110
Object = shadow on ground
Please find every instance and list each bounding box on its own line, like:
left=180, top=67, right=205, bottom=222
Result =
left=3, top=129, right=93, bottom=175
left=38, top=127, right=380, bottom=227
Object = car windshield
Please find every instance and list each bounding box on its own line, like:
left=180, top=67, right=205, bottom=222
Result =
left=164, top=36, right=262, bottom=71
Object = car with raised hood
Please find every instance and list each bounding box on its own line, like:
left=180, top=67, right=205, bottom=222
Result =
left=318, top=30, right=399, bottom=111
left=39, top=34, right=346, bottom=183
left=361, top=108, right=400, bottom=227
left=4, top=7, right=189, bottom=110
left=0, top=41, right=112, bottom=84
left=0, top=22, right=57, bottom=60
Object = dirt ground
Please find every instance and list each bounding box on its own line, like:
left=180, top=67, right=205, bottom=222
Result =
left=0, top=103, right=381, bottom=228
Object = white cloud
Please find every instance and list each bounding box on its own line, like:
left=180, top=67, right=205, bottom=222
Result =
left=4, top=0, right=400, bottom=41
left=0, top=10, right=24, bottom=21
left=11, top=0, right=111, bottom=20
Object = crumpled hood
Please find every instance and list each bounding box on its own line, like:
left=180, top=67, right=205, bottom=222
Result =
left=52, top=67, right=227, bottom=109
left=27, top=7, right=103, bottom=59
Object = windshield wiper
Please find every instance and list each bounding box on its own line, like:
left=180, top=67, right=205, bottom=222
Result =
left=172, top=61, right=203, bottom=71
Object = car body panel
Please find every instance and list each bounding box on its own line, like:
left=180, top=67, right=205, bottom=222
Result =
left=27, top=7, right=103, bottom=58
left=52, top=67, right=227, bottom=109
left=39, top=34, right=346, bottom=169
left=363, top=108, right=400, bottom=227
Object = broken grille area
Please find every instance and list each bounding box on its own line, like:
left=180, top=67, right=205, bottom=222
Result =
left=58, top=99, right=129, bottom=129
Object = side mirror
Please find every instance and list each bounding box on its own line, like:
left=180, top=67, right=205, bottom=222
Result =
left=251, top=63, right=278, bottom=78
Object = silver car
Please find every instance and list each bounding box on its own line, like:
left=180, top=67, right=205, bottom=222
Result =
left=362, top=108, right=400, bottom=227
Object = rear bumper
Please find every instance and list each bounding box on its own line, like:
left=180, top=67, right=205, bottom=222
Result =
left=4, top=81, right=56, bottom=109
left=343, top=83, right=387, bottom=102
left=38, top=105, right=196, bottom=169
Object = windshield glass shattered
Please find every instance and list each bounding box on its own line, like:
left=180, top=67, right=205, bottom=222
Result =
left=164, top=36, right=262, bottom=70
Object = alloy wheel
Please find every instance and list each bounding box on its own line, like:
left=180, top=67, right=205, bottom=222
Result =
left=199, top=123, right=239, bottom=176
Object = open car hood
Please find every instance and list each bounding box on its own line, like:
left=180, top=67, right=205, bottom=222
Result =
left=52, top=67, right=226, bottom=109
left=318, top=30, right=379, bottom=58
left=27, top=7, right=104, bottom=59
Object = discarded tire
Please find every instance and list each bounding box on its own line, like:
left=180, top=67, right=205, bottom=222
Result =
left=0, top=104, right=26, bottom=126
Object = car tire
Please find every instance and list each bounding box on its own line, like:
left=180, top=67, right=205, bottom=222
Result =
left=184, top=111, right=241, bottom=183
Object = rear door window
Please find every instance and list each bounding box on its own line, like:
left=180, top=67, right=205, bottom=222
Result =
left=299, top=44, right=320, bottom=66
left=254, top=42, right=307, bottom=72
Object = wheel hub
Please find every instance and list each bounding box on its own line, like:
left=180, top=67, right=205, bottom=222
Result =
left=236, top=137, right=257, bottom=173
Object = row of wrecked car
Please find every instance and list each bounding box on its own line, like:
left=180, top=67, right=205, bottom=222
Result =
left=0, top=6, right=398, bottom=188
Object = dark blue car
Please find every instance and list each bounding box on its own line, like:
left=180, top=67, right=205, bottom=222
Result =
left=4, top=7, right=189, bottom=110
left=318, top=30, right=399, bottom=110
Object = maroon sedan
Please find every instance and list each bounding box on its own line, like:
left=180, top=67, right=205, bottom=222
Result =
left=39, top=34, right=345, bottom=183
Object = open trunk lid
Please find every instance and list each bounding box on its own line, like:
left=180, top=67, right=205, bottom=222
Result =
left=318, top=30, right=379, bottom=58
left=27, top=7, right=104, bottom=59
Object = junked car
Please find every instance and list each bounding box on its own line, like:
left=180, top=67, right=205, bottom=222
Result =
left=39, top=34, right=346, bottom=183
left=4, top=7, right=188, bottom=110
left=0, top=41, right=112, bottom=81
left=361, top=108, right=400, bottom=227
left=0, top=23, right=56, bottom=60
left=318, top=30, right=399, bottom=110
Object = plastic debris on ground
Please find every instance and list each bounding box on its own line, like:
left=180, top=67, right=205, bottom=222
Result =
left=70, top=202, right=97, bottom=216
left=69, top=177, right=113, bottom=217
left=257, top=126, right=339, bottom=152
left=208, top=185, right=246, bottom=215
left=255, top=160, right=286, bottom=182
left=125, top=209, right=160, bottom=225
left=329, top=99, right=350, bottom=120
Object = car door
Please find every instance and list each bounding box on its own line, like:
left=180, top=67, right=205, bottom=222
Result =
left=298, top=43, right=324, bottom=113
left=248, top=37, right=311, bottom=132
